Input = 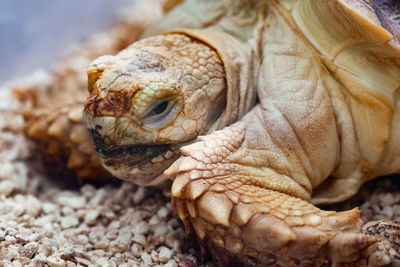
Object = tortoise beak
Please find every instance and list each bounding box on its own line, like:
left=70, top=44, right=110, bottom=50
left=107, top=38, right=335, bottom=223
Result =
left=88, top=128, right=170, bottom=163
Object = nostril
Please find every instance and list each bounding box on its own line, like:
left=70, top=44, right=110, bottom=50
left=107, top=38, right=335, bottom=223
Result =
left=90, top=116, right=116, bottom=137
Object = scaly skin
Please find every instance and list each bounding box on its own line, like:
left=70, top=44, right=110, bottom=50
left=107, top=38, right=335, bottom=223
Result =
left=82, top=0, right=400, bottom=265
left=15, top=3, right=163, bottom=182
left=165, top=109, right=396, bottom=265
left=83, top=34, right=230, bottom=186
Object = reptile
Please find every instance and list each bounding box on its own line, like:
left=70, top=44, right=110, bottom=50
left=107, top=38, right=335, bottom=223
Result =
left=24, top=0, right=400, bottom=265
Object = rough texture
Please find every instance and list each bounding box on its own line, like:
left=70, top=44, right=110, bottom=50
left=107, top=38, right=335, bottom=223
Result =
left=2, top=109, right=400, bottom=266
left=0, top=110, right=205, bottom=267
left=7, top=0, right=400, bottom=265
left=13, top=0, right=164, bottom=183
left=81, top=0, right=400, bottom=265
left=83, top=33, right=227, bottom=186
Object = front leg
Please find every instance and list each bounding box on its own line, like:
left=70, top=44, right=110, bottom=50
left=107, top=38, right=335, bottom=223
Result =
left=165, top=105, right=397, bottom=266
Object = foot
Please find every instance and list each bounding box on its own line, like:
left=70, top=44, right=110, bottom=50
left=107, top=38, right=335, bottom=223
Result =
left=165, top=121, right=388, bottom=266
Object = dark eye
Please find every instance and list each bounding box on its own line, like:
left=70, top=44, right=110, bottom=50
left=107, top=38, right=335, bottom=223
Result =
left=150, top=100, right=169, bottom=115
left=142, top=97, right=179, bottom=128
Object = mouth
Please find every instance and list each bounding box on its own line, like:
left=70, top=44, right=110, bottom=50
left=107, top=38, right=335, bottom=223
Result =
left=88, top=129, right=173, bottom=167
left=100, top=143, right=172, bottom=167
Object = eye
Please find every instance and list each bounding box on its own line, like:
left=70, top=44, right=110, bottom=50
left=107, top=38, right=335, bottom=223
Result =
left=142, top=97, right=178, bottom=127
left=149, top=100, right=169, bottom=116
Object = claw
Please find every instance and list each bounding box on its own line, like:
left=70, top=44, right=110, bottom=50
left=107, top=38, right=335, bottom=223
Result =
left=163, top=157, right=182, bottom=178
left=187, top=179, right=209, bottom=200
left=328, top=232, right=378, bottom=264
left=242, top=213, right=297, bottom=251
left=171, top=174, right=189, bottom=198
left=197, top=192, right=233, bottom=227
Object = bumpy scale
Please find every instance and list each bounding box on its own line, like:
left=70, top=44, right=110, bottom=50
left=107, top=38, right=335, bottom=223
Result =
left=49, top=0, right=400, bottom=265
left=15, top=11, right=159, bottom=182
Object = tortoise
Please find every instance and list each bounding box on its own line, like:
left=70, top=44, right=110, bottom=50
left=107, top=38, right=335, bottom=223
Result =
left=23, top=0, right=400, bottom=265
left=81, top=0, right=400, bottom=265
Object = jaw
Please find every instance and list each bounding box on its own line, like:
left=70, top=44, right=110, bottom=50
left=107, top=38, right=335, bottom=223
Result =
left=96, top=143, right=180, bottom=186
left=85, top=118, right=184, bottom=186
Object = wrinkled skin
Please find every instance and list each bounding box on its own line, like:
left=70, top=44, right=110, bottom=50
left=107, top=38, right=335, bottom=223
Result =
left=18, top=7, right=163, bottom=182
left=84, top=34, right=229, bottom=186
left=83, top=0, right=400, bottom=265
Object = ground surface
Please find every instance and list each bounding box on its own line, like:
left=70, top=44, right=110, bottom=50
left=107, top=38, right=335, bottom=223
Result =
left=0, top=109, right=207, bottom=267
left=1, top=1, right=400, bottom=264
left=1, top=107, right=400, bottom=267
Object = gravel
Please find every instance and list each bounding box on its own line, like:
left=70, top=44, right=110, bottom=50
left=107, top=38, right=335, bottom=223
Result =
left=0, top=110, right=206, bottom=266
left=2, top=107, right=400, bottom=266
left=0, top=2, right=400, bottom=263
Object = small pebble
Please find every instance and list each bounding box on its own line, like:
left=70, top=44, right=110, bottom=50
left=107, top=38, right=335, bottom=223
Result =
left=380, top=193, right=395, bottom=206
left=159, top=246, right=173, bottom=262
left=0, top=202, right=24, bottom=216
left=47, top=256, right=65, bottom=267
left=381, top=206, right=394, bottom=218
left=141, top=251, right=153, bottom=265
left=23, top=195, right=42, bottom=217
left=157, top=207, right=170, bottom=220
left=84, top=210, right=100, bottom=225
left=20, top=242, right=39, bottom=258
left=133, top=187, right=147, bottom=204
left=165, top=260, right=178, bottom=267
left=61, top=216, right=79, bottom=229
left=7, top=92, right=400, bottom=267
left=43, top=202, right=57, bottom=214
left=95, top=238, right=110, bottom=250
left=133, top=221, right=149, bottom=235
left=131, top=243, right=142, bottom=257
left=58, top=195, right=86, bottom=209
left=132, top=234, right=146, bottom=246
left=151, top=250, right=159, bottom=262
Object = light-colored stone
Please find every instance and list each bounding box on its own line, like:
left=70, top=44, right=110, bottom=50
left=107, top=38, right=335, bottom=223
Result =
left=66, top=261, right=77, bottom=267
left=381, top=206, right=394, bottom=218
left=95, top=257, right=110, bottom=265
left=5, top=244, right=19, bottom=259
left=141, top=251, right=153, bottom=265
left=159, top=246, right=173, bottom=263
left=380, top=193, right=395, bottom=206
left=157, top=207, right=170, bottom=220
left=20, top=242, right=39, bottom=258
left=0, top=180, right=17, bottom=196
left=95, top=238, right=110, bottom=250
left=58, top=194, right=86, bottom=209
left=61, top=216, right=79, bottom=229
left=132, top=234, right=146, bottom=246
left=0, top=201, right=24, bottom=216
left=23, top=195, right=42, bottom=217
left=110, top=228, right=132, bottom=250
left=133, top=187, right=147, bottom=204
left=151, top=250, right=159, bottom=262
left=84, top=210, right=100, bottom=225
left=153, top=224, right=169, bottom=237
left=77, top=234, right=89, bottom=245
left=47, top=256, right=66, bottom=267
left=133, top=221, right=149, bottom=235
left=130, top=243, right=142, bottom=257
left=164, top=260, right=178, bottom=267
left=43, top=202, right=57, bottom=213
left=12, top=260, right=23, bottom=267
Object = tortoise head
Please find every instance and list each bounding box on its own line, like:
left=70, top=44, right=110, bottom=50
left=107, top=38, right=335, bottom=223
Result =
left=83, top=33, right=227, bottom=186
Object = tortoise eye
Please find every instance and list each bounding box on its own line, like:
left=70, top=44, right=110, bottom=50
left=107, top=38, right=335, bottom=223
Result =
left=142, top=97, right=177, bottom=128
left=150, top=100, right=169, bottom=116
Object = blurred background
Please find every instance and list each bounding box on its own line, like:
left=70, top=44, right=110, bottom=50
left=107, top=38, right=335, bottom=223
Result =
left=0, top=0, right=133, bottom=87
